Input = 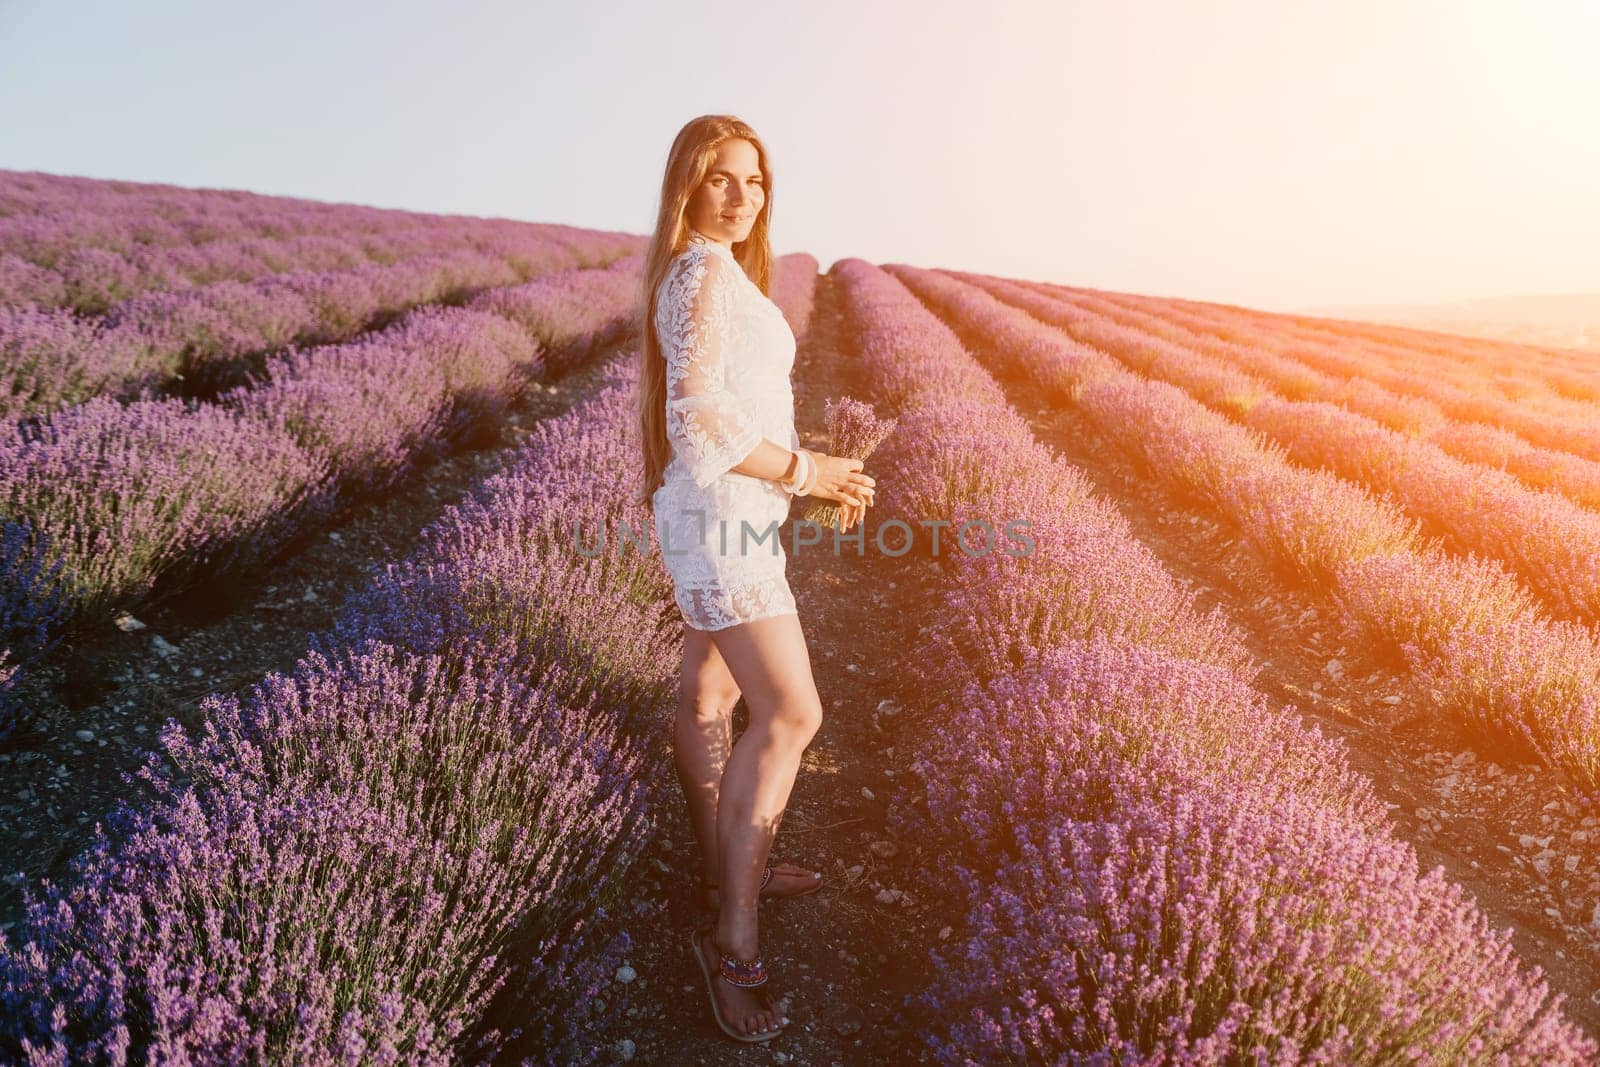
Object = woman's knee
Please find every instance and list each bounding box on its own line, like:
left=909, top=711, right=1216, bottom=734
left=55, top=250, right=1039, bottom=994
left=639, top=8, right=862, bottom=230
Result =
left=770, top=692, right=823, bottom=740
left=679, top=645, right=740, bottom=722
left=679, top=682, right=740, bottom=724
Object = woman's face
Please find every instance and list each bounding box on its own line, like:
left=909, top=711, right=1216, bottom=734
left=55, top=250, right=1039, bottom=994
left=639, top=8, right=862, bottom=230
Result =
left=686, top=137, right=765, bottom=245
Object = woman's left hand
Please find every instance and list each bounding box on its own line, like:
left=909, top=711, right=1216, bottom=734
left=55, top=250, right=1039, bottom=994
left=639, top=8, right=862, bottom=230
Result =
left=840, top=496, right=867, bottom=532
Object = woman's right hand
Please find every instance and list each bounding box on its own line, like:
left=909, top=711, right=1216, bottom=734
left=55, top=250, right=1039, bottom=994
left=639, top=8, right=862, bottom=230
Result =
left=806, top=450, right=876, bottom=507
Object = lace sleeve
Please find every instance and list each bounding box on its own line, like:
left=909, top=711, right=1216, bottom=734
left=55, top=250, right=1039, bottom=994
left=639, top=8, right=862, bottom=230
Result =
left=657, top=248, right=764, bottom=489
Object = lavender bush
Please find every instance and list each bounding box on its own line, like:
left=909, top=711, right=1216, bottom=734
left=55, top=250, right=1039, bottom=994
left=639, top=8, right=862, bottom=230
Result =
left=0, top=518, right=71, bottom=740
left=921, top=785, right=1584, bottom=1063
left=0, top=394, right=330, bottom=623
left=0, top=637, right=651, bottom=1063
left=466, top=258, right=643, bottom=376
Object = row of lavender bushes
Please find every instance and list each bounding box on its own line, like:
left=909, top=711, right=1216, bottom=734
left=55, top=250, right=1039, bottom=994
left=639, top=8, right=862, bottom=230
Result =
left=0, top=168, right=632, bottom=269
left=0, top=221, right=631, bottom=316
left=1, top=167, right=645, bottom=412
left=1091, top=286, right=1600, bottom=427
left=1230, top=292, right=1600, bottom=419
left=1193, top=290, right=1600, bottom=404
left=3, top=239, right=583, bottom=418
left=967, top=277, right=1600, bottom=624
left=1081, top=283, right=1600, bottom=465
left=886, top=264, right=1600, bottom=800
left=0, top=258, right=644, bottom=742
left=1059, top=279, right=1600, bottom=407
left=829, top=257, right=1596, bottom=1063
left=1088, top=286, right=1600, bottom=518
left=0, top=253, right=819, bottom=1062
left=0, top=168, right=445, bottom=230
left=1077, top=285, right=1600, bottom=514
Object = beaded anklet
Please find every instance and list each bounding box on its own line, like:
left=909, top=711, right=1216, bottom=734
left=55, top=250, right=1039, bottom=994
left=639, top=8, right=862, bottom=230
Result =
left=718, top=951, right=769, bottom=988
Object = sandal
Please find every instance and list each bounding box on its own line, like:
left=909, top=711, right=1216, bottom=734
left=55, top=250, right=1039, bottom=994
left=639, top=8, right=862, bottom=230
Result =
left=690, top=925, right=791, bottom=1043
left=701, top=861, right=824, bottom=910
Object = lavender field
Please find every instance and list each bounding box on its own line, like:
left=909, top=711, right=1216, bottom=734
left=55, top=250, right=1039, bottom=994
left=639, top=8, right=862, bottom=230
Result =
left=2, top=169, right=1598, bottom=1064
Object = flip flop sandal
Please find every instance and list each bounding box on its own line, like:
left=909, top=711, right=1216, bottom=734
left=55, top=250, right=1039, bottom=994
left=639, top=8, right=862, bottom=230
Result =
left=690, top=925, right=790, bottom=1043
left=703, top=862, right=824, bottom=909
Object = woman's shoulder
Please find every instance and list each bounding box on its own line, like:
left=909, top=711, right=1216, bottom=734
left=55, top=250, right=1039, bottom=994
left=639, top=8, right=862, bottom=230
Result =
left=669, top=239, right=726, bottom=272
left=663, top=241, right=741, bottom=295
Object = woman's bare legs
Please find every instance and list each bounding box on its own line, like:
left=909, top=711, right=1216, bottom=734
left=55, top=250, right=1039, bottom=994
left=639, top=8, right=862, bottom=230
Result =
left=676, top=612, right=822, bottom=1036
left=708, top=611, right=823, bottom=930
left=674, top=625, right=741, bottom=888
left=674, top=625, right=823, bottom=898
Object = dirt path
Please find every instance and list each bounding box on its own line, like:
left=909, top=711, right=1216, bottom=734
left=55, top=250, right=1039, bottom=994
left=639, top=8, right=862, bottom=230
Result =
left=586, top=273, right=962, bottom=1064
left=0, top=350, right=628, bottom=929
left=981, top=374, right=1600, bottom=1041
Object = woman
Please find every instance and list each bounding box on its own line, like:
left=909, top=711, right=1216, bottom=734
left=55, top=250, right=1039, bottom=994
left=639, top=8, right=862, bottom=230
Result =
left=634, top=114, right=877, bottom=1043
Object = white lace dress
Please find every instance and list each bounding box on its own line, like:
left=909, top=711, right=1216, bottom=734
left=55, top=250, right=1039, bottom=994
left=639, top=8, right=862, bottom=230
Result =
left=651, top=228, right=801, bottom=631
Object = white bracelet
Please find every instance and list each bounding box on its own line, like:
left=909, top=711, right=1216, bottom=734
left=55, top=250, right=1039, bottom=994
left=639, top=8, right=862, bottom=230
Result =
left=783, top=449, right=812, bottom=494
left=787, top=449, right=812, bottom=494
left=798, top=450, right=819, bottom=496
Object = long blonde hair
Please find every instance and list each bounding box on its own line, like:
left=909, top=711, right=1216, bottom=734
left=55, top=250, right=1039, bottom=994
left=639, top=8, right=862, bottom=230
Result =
left=634, top=115, right=776, bottom=510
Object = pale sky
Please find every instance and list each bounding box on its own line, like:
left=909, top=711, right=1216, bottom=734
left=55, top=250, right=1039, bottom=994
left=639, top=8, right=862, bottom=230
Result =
left=1, top=0, right=1596, bottom=312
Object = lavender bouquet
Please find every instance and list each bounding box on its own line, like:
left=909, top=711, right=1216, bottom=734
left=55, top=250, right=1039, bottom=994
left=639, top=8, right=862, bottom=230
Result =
left=800, top=396, right=896, bottom=531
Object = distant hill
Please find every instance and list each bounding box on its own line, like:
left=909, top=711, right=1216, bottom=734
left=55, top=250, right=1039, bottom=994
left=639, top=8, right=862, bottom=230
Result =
left=1302, top=293, right=1600, bottom=354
